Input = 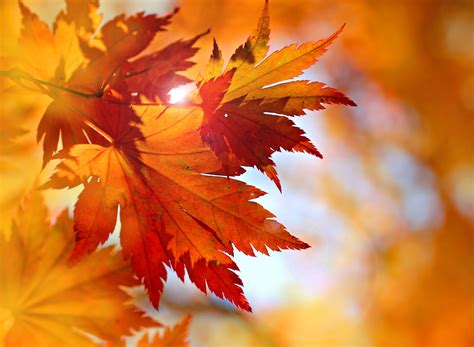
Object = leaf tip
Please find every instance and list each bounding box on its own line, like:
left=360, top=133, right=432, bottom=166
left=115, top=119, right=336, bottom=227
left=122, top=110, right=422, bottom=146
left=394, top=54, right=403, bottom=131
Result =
left=18, top=0, right=29, bottom=16
left=171, top=7, right=180, bottom=16
left=242, top=301, right=253, bottom=312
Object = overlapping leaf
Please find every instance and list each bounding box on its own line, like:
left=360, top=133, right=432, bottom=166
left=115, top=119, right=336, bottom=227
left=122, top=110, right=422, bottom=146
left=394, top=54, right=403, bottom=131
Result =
left=14, top=1, right=198, bottom=167
left=0, top=190, right=156, bottom=347
left=199, top=0, right=356, bottom=189
left=2, top=0, right=355, bottom=313
left=45, top=99, right=308, bottom=311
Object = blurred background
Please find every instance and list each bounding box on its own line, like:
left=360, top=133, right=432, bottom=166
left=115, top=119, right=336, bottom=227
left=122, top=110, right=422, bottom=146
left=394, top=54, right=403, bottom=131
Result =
left=1, top=0, right=473, bottom=346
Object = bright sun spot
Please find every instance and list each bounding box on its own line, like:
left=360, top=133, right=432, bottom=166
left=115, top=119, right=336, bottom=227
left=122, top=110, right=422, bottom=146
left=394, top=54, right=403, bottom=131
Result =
left=168, top=84, right=195, bottom=104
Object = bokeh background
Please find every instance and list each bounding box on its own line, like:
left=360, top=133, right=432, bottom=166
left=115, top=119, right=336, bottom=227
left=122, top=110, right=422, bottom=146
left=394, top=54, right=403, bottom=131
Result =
left=1, top=0, right=473, bottom=346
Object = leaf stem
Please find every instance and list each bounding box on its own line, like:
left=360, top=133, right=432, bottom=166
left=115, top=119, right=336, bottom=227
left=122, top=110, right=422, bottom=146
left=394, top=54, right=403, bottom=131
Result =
left=101, top=98, right=200, bottom=107
left=0, top=68, right=102, bottom=98
left=0, top=68, right=201, bottom=108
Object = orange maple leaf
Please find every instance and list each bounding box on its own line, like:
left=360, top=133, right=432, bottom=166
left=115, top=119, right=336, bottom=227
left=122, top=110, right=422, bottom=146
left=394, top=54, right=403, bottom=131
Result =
left=199, top=0, right=356, bottom=190
left=45, top=99, right=308, bottom=311
left=0, top=189, right=156, bottom=346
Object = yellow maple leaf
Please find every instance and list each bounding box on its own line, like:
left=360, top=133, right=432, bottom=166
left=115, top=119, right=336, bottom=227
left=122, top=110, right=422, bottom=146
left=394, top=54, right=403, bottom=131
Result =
left=0, top=0, right=88, bottom=233
left=0, top=190, right=157, bottom=347
left=18, top=2, right=84, bottom=81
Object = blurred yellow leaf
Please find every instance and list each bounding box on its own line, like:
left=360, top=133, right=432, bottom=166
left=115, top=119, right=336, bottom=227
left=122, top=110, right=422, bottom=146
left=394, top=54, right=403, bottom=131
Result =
left=0, top=189, right=156, bottom=347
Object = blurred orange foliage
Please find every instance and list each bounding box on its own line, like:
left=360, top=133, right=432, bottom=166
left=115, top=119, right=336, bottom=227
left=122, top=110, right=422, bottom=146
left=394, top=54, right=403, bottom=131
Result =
left=163, top=1, right=473, bottom=346
left=1, top=0, right=472, bottom=346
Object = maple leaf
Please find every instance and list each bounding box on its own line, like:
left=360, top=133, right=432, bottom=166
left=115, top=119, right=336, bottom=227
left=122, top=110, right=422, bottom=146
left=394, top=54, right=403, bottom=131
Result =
left=69, top=9, right=177, bottom=94
left=199, top=0, right=356, bottom=190
left=16, top=1, right=88, bottom=166
left=122, top=31, right=207, bottom=103
left=2, top=0, right=355, bottom=313
left=14, top=1, right=198, bottom=167
left=137, top=316, right=191, bottom=347
left=55, top=6, right=174, bottom=162
left=0, top=190, right=156, bottom=346
left=57, top=0, right=102, bottom=36
left=45, top=100, right=308, bottom=311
